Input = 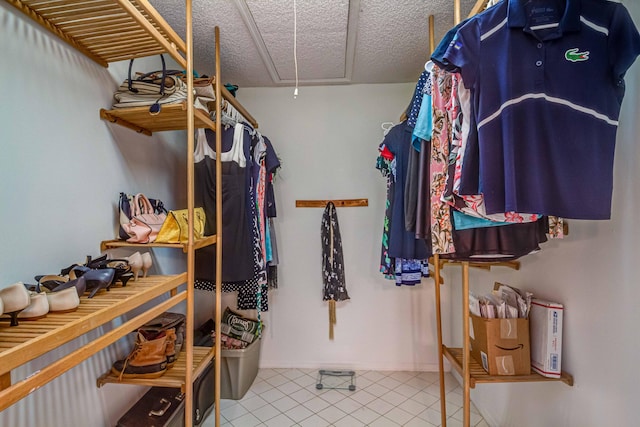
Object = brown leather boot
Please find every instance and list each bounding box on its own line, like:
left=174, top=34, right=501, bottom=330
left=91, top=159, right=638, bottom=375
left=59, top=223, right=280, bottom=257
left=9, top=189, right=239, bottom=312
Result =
left=140, top=312, right=185, bottom=361
left=164, top=328, right=177, bottom=368
left=111, top=329, right=169, bottom=379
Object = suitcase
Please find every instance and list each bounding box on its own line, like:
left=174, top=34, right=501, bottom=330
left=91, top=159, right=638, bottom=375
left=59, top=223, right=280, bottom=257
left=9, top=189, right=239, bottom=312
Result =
left=193, top=359, right=215, bottom=425
left=116, top=387, right=184, bottom=427
left=116, top=360, right=215, bottom=427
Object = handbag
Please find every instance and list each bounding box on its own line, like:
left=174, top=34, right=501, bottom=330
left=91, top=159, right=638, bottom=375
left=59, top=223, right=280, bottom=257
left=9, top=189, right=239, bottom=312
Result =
left=155, top=208, right=206, bottom=244
left=122, top=193, right=167, bottom=243
left=118, top=192, right=167, bottom=240
left=113, top=54, right=187, bottom=113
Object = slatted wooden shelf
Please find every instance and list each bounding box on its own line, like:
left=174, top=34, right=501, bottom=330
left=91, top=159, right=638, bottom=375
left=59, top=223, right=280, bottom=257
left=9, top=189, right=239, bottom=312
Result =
left=439, top=259, right=521, bottom=271
left=101, top=235, right=217, bottom=253
left=443, top=346, right=574, bottom=388
left=0, top=274, right=187, bottom=412
left=96, top=346, right=215, bottom=389
left=100, top=103, right=215, bottom=135
left=5, top=0, right=187, bottom=68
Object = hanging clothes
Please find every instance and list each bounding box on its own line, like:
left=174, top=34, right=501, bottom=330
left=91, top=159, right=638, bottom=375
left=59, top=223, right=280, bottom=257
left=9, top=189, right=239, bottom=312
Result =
left=194, top=124, right=273, bottom=312
left=381, top=122, right=430, bottom=260
left=222, top=124, right=268, bottom=312
left=429, top=65, right=455, bottom=254
left=377, top=125, right=431, bottom=285
left=193, top=126, right=253, bottom=283
left=440, top=0, right=640, bottom=219
left=262, top=135, right=281, bottom=289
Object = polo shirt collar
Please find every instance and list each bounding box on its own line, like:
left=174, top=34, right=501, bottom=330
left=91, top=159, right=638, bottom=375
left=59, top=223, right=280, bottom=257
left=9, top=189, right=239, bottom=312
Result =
left=507, top=0, right=581, bottom=33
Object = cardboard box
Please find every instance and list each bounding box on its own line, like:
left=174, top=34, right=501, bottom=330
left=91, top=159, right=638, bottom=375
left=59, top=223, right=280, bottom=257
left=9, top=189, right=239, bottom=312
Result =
left=530, top=299, right=563, bottom=378
left=470, top=314, right=531, bottom=375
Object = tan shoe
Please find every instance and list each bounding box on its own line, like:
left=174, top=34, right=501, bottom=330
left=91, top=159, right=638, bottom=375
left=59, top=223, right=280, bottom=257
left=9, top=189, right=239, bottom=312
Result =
left=126, top=252, right=143, bottom=281
left=46, top=287, right=80, bottom=313
left=141, top=252, right=153, bottom=278
left=111, top=329, right=169, bottom=379
left=0, top=282, right=31, bottom=326
left=17, top=291, right=49, bottom=320
left=164, top=328, right=177, bottom=368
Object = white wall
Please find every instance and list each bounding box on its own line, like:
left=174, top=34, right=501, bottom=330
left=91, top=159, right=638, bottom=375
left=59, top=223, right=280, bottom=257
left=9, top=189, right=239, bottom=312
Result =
left=0, top=5, right=189, bottom=426
left=235, top=83, right=451, bottom=371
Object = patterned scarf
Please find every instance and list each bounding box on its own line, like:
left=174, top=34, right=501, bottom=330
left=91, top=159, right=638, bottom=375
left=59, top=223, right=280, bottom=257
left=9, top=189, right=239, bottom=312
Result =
left=321, top=202, right=349, bottom=339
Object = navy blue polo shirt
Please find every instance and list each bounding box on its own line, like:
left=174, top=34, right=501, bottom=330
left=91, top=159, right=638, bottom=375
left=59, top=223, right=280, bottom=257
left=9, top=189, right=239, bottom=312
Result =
left=444, top=0, right=640, bottom=219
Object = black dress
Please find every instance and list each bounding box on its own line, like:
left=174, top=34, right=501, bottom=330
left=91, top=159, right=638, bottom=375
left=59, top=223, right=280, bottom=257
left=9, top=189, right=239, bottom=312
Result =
left=194, top=126, right=253, bottom=283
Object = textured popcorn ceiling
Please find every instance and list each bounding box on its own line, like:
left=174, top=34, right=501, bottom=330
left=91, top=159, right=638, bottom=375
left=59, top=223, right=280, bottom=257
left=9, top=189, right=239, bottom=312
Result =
left=148, top=0, right=477, bottom=87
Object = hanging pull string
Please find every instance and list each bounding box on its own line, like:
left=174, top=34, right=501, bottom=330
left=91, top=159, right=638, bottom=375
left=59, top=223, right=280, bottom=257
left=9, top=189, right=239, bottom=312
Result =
left=293, top=0, right=299, bottom=98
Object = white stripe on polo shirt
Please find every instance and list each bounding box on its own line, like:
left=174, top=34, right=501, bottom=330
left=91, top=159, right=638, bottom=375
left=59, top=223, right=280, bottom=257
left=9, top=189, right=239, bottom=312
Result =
left=580, top=16, right=610, bottom=35
left=480, top=17, right=508, bottom=41
left=477, top=93, right=619, bottom=129
left=530, top=23, right=560, bottom=31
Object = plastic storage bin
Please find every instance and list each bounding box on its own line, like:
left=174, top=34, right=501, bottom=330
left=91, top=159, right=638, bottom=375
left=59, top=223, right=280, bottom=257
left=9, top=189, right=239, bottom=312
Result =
left=220, top=336, right=262, bottom=400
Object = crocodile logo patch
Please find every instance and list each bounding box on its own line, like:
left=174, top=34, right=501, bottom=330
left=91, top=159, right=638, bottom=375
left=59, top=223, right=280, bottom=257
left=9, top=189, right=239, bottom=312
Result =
left=565, top=48, right=590, bottom=62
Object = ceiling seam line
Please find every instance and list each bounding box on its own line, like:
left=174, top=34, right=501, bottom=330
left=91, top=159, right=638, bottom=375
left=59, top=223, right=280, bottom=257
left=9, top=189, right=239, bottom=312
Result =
left=232, top=0, right=283, bottom=84
left=344, top=0, right=361, bottom=81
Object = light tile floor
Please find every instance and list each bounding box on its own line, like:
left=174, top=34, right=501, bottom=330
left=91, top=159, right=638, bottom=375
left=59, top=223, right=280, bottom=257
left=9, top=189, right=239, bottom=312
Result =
left=201, top=369, right=488, bottom=427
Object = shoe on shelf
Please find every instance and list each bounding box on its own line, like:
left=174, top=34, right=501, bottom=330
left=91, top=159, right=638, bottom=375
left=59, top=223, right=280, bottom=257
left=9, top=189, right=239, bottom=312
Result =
left=141, top=312, right=185, bottom=348
left=0, top=282, right=32, bottom=326
left=126, top=252, right=143, bottom=281
left=17, top=291, right=49, bottom=321
left=111, top=329, right=169, bottom=380
left=69, top=267, right=115, bottom=298
left=59, top=254, right=108, bottom=276
left=85, top=254, right=108, bottom=269
left=141, top=252, right=153, bottom=278
left=99, top=259, right=134, bottom=287
left=164, top=328, right=178, bottom=368
left=45, top=287, right=80, bottom=313
left=36, top=275, right=87, bottom=297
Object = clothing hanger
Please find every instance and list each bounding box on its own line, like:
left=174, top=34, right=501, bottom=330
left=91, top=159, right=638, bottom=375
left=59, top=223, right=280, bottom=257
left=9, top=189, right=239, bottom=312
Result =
left=425, top=60, right=434, bottom=72
left=381, top=122, right=394, bottom=136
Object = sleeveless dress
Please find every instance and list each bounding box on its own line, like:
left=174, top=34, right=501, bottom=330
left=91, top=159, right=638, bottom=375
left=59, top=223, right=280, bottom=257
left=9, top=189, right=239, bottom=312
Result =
left=194, top=125, right=253, bottom=283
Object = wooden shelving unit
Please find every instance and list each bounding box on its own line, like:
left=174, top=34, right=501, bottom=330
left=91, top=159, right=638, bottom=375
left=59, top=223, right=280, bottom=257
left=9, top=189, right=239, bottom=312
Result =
left=5, top=0, right=188, bottom=68
left=3, top=1, right=258, bottom=426
left=97, top=345, right=214, bottom=389
left=100, top=103, right=216, bottom=136
left=0, top=275, right=186, bottom=412
left=100, top=235, right=218, bottom=253
left=442, top=346, right=574, bottom=388
left=425, top=3, right=574, bottom=426
left=432, top=256, right=574, bottom=427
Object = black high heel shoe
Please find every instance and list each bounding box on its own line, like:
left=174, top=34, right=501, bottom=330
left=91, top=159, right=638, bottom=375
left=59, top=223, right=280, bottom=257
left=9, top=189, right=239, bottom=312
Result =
left=59, top=254, right=108, bottom=276
left=69, top=267, right=115, bottom=298
left=35, top=275, right=87, bottom=297
left=88, top=258, right=133, bottom=288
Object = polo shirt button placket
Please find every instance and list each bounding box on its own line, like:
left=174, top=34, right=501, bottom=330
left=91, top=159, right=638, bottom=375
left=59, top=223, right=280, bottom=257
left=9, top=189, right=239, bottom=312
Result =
left=534, top=43, right=545, bottom=90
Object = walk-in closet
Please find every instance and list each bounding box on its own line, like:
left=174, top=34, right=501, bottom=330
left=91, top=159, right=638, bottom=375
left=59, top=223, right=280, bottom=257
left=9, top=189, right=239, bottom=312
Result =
left=1, top=1, right=639, bottom=426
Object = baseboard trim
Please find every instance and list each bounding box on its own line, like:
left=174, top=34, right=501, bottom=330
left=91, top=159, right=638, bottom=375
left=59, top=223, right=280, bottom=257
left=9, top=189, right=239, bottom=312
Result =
left=258, top=360, right=448, bottom=372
